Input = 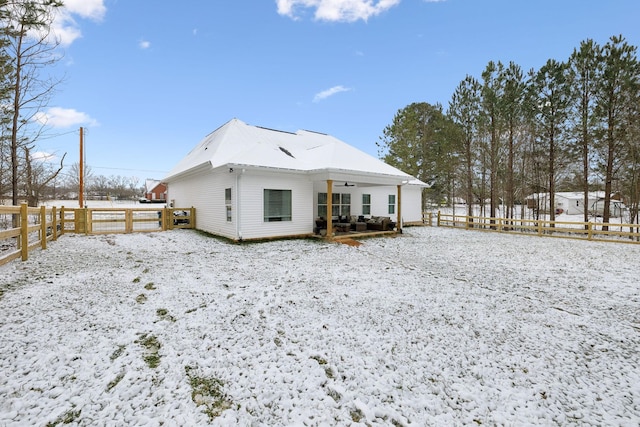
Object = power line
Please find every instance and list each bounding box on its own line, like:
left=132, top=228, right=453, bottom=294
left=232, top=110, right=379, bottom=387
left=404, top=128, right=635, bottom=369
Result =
left=91, top=165, right=169, bottom=174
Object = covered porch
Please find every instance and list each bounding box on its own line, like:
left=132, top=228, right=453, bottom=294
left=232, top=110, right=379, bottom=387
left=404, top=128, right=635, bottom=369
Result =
left=311, top=174, right=409, bottom=240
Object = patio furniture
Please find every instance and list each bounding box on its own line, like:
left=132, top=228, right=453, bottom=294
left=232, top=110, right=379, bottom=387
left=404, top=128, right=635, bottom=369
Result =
left=352, top=222, right=367, bottom=232
left=334, top=223, right=351, bottom=232
left=366, top=216, right=395, bottom=231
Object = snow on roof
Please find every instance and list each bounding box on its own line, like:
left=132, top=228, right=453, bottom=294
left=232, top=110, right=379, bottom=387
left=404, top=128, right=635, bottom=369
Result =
left=145, top=179, right=162, bottom=192
left=165, top=119, right=424, bottom=185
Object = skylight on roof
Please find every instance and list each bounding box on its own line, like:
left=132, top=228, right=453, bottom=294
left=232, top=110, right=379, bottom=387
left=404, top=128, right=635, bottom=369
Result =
left=279, top=146, right=295, bottom=158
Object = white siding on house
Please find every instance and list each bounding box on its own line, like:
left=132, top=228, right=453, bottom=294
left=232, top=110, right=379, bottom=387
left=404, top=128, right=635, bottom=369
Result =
left=239, top=172, right=313, bottom=240
left=167, top=170, right=238, bottom=239
left=400, top=185, right=424, bottom=223
left=169, top=169, right=315, bottom=240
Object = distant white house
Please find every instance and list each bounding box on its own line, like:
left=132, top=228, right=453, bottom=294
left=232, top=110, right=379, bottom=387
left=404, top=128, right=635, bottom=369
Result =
left=164, top=119, right=428, bottom=241
left=525, top=191, right=625, bottom=217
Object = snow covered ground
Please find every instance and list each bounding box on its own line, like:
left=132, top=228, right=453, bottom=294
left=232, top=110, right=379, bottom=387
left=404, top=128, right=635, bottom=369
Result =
left=1, top=227, right=639, bottom=426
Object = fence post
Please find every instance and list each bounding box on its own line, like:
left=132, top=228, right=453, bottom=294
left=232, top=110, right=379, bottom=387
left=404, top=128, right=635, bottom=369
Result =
left=60, top=206, right=65, bottom=235
left=168, top=208, right=174, bottom=230
left=40, top=205, right=47, bottom=250
left=537, top=219, right=543, bottom=236
left=20, top=203, right=28, bottom=261
left=437, top=211, right=441, bottom=227
left=75, top=208, right=87, bottom=234
left=125, top=209, right=133, bottom=233
left=190, top=207, right=196, bottom=229
left=588, top=222, right=593, bottom=240
left=52, top=206, right=57, bottom=241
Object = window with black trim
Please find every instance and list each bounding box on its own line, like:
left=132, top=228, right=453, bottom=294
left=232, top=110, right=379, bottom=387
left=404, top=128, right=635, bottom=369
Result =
left=317, top=192, right=327, bottom=218
left=264, top=189, right=292, bottom=222
left=362, top=194, right=371, bottom=215
left=388, top=194, right=396, bottom=214
left=332, top=193, right=351, bottom=217
left=225, top=188, right=232, bottom=222
left=317, top=192, right=351, bottom=218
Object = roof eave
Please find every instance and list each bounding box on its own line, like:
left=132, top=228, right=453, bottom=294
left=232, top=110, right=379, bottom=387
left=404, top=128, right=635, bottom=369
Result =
left=164, top=161, right=212, bottom=182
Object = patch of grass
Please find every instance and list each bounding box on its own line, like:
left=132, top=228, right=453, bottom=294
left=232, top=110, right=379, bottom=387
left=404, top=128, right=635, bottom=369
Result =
left=156, top=308, right=176, bottom=322
left=350, top=408, right=363, bottom=422
left=310, top=355, right=334, bottom=379
left=132, top=277, right=141, bottom=283
left=326, top=387, right=341, bottom=403
left=323, top=366, right=335, bottom=379
left=135, top=294, right=147, bottom=304
left=142, top=267, right=150, bottom=274
left=144, top=282, right=156, bottom=290
left=185, top=302, right=207, bottom=314
left=46, top=408, right=81, bottom=426
left=106, top=372, right=125, bottom=391
left=110, top=345, right=126, bottom=361
left=185, top=366, right=232, bottom=421
left=136, top=334, right=161, bottom=369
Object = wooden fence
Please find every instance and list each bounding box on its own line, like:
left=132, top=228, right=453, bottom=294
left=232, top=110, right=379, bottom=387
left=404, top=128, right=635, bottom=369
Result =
left=63, top=207, right=195, bottom=234
left=434, top=212, right=640, bottom=244
left=0, top=205, right=195, bottom=265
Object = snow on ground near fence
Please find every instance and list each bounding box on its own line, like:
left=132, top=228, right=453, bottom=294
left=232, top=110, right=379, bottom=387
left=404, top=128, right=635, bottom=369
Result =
left=1, top=227, right=639, bottom=426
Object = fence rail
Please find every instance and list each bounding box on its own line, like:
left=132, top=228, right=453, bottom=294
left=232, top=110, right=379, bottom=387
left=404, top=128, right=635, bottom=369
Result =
left=1, top=205, right=195, bottom=265
left=434, top=212, right=640, bottom=244
left=0, top=204, right=59, bottom=266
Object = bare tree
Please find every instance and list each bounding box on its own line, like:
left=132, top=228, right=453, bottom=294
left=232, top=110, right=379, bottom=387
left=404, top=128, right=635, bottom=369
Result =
left=1, top=0, right=63, bottom=205
left=23, top=146, right=64, bottom=205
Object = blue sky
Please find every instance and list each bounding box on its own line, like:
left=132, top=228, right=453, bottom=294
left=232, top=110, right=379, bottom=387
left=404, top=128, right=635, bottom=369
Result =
left=37, top=0, right=640, bottom=185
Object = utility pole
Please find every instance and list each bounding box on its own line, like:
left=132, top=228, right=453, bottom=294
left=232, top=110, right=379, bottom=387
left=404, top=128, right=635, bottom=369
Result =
left=79, top=127, right=84, bottom=208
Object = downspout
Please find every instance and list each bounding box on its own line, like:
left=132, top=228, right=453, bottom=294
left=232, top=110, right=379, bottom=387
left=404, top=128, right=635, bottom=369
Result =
left=235, top=170, right=243, bottom=241
left=327, top=179, right=333, bottom=240
left=397, top=184, right=403, bottom=234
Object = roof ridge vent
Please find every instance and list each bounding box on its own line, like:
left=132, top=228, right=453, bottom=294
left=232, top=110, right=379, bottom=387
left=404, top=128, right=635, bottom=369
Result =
left=256, top=125, right=296, bottom=135
left=300, top=129, right=328, bottom=135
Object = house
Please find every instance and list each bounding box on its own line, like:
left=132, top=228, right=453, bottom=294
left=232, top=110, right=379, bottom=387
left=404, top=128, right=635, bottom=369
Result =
left=141, top=179, right=167, bottom=203
left=589, top=198, right=626, bottom=217
left=525, top=191, right=626, bottom=217
left=163, top=118, right=428, bottom=241
left=526, top=192, right=598, bottom=215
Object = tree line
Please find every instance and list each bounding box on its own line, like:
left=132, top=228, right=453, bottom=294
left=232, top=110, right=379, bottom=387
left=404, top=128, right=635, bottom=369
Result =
left=378, top=35, right=640, bottom=228
left=47, top=163, right=143, bottom=203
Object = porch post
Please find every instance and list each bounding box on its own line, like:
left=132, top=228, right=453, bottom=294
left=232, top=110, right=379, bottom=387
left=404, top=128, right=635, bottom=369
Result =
left=327, top=179, right=333, bottom=238
left=397, top=184, right=402, bottom=233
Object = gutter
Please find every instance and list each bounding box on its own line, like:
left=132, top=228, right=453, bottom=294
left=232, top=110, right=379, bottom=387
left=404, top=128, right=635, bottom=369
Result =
left=235, top=168, right=244, bottom=241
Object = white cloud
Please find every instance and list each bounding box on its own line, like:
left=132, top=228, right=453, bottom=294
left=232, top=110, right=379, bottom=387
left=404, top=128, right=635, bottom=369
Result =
left=276, top=0, right=400, bottom=22
left=33, top=107, right=98, bottom=128
left=139, top=40, right=151, bottom=49
left=62, top=0, right=107, bottom=21
left=31, top=151, right=57, bottom=162
left=313, top=85, right=351, bottom=102
left=52, top=0, right=106, bottom=46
